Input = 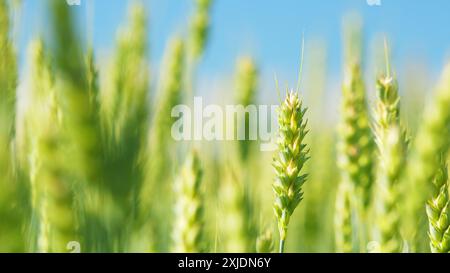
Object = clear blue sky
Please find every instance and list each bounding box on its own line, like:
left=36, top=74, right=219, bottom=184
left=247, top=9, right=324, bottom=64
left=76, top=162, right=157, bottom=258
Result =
left=15, top=0, right=450, bottom=97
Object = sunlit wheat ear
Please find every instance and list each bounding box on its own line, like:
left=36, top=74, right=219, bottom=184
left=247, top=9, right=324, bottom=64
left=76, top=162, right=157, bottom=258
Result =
left=0, top=0, right=25, bottom=252
left=403, top=63, right=450, bottom=252
left=273, top=91, right=309, bottom=253
left=172, top=151, right=205, bottom=253
left=426, top=157, right=450, bottom=253
left=373, top=51, right=408, bottom=252
left=188, top=0, right=212, bottom=61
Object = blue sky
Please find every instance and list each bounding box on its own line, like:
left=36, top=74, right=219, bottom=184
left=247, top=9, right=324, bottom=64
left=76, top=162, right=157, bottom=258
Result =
left=15, top=0, right=450, bottom=102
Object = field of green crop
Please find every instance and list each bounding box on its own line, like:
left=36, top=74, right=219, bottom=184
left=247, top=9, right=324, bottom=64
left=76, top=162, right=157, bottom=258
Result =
left=0, top=0, right=449, bottom=253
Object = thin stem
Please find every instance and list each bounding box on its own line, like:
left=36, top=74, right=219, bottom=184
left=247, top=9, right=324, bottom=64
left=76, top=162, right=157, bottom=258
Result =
left=279, top=238, right=285, bottom=253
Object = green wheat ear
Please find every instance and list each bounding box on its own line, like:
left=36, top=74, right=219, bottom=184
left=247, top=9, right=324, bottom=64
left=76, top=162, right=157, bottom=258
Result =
left=172, top=151, right=205, bottom=253
left=25, top=40, right=79, bottom=253
left=220, top=162, right=251, bottom=252
left=188, top=0, right=212, bottom=61
left=140, top=37, right=184, bottom=251
left=373, top=45, right=408, bottom=253
left=403, top=64, right=450, bottom=252
left=273, top=91, right=309, bottom=253
left=338, top=62, right=375, bottom=210
left=426, top=157, right=450, bottom=253
left=48, top=0, right=104, bottom=185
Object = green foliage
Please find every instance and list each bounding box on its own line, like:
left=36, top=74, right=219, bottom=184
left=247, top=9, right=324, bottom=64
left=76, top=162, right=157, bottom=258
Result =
left=0, top=0, right=25, bottom=253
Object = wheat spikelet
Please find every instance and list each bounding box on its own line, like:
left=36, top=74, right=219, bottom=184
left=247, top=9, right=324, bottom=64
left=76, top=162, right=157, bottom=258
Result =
left=273, top=91, right=309, bottom=253
left=172, top=151, right=205, bottom=253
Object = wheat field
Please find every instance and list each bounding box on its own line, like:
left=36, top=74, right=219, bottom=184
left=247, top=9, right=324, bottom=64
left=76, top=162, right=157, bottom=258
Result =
left=0, top=0, right=449, bottom=253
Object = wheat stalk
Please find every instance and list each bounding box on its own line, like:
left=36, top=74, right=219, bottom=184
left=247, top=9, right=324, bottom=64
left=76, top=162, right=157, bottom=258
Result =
left=172, top=151, right=205, bottom=253
left=273, top=91, right=309, bottom=253
left=426, top=157, right=450, bottom=253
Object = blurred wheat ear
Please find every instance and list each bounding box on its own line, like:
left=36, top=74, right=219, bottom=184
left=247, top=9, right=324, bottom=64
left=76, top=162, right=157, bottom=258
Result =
left=336, top=16, right=375, bottom=252
left=172, top=151, right=205, bottom=253
left=220, top=162, right=251, bottom=252
left=0, top=0, right=26, bottom=253
left=140, top=37, right=185, bottom=252
left=372, top=43, right=408, bottom=253
left=403, top=63, right=450, bottom=252
left=98, top=2, right=150, bottom=252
